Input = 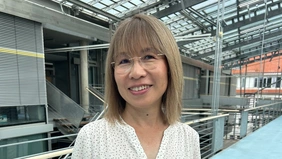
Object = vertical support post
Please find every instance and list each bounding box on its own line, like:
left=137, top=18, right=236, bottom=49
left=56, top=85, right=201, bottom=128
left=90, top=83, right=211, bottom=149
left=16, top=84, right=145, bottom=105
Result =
left=255, top=109, right=258, bottom=130
left=257, top=1, right=268, bottom=99
left=267, top=106, right=270, bottom=123
left=80, top=41, right=89, bottom=113
left=67, top=50, right=72, bottom=98
left=244, top=64, right=247, bottom=97
left=211, top=0, right=224, bottom=116
left=240, top=111, right=248, bottom=138
left=205, top=70, right=209, bottom=95
left=212, top=117, right=225, bottom=153
left=240, top=63, right=242, bottom=97
left=262, top=107, right=265, bottom=126
left=212, top=0, right=225, bottom=154
left=233, top=113, right=237, bottom=138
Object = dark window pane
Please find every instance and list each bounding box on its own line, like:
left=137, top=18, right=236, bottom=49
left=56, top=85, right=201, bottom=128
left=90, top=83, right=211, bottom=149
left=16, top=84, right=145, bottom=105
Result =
left=0, top=105, right=45, bottom=127
left=276, top=77, right=281, bottom=88
left=259, top=78, right=263, bottom=88
left=267, top=78, right=271, bottom=88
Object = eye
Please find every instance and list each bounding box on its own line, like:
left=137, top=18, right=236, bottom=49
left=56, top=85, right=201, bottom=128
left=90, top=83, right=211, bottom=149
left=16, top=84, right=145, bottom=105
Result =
left=142, top=53, right=157, bottom=60
left=118, top=58, right=131, bottom=65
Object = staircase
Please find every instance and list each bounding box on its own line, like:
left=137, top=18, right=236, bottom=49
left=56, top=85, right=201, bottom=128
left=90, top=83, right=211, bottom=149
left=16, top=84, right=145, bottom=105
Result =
left=46, top=81, right=105, bottom=141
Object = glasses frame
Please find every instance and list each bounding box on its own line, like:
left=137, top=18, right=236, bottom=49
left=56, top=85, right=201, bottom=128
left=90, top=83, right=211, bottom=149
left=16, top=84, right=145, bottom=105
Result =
left=111, top=53, right=165, bottom=74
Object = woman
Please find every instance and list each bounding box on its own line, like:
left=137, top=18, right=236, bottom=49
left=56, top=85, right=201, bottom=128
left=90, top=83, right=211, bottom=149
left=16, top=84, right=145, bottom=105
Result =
left=72, top=14, right=201, bottom=159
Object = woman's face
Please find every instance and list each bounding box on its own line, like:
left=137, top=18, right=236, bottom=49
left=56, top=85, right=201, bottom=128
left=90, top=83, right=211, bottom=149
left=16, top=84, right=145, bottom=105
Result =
left=114, top=46, right=168, bottom=111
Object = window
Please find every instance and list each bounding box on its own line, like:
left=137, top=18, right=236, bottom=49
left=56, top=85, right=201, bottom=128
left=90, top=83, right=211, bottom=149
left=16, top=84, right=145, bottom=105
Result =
left=0, top=105, right=45, bottom=127
left=254, top=78, right=258, bottom=87
left=259, top=78, right=263, bottom=88
left=266, top=77, right=271, bottom=88
left=263, top=78, right=267, bottom=87
left=241, top=78, right=245, bottom=88
left=276, top=77, right=281, bottom=88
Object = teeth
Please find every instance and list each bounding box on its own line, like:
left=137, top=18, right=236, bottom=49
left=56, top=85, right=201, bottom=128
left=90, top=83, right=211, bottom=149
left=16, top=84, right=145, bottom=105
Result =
left=130, top=85, right=150, bottom=91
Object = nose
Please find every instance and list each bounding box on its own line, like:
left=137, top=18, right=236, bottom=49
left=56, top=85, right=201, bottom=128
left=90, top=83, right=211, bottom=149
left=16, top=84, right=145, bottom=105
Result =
left=129, top=58, right=147, bottom=79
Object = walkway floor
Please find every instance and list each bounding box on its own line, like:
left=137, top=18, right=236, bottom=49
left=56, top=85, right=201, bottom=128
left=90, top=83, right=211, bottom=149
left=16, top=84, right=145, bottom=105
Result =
left=211, top=115, right=282, bottom=159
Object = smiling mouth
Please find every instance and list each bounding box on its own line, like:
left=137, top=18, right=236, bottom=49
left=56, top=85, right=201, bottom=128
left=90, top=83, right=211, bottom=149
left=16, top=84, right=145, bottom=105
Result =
left=129, top=85, right=151, bottom=91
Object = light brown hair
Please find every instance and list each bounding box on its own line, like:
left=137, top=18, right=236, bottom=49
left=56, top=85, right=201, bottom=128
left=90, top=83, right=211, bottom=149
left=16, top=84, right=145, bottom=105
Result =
left=104, top=14, right=183, bottom=125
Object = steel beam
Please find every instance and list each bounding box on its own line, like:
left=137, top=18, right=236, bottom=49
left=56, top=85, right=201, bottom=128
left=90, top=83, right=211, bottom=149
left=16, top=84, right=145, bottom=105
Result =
left=152, top=0, right=206, bottom=18
left=194, top=29, right=282, bottom=59
left=179, top=1, right=282, bottom=47
left=0, top=0, right=110, bottom=42
left=214, top=2, right=282, bottom=35
left=223, top=44, right=282, bottom=69
left=222, top=42, right=282, bottom=64
left=66, top=0, right=121, bottom=22
left=121, top=0, right=165, bottom=19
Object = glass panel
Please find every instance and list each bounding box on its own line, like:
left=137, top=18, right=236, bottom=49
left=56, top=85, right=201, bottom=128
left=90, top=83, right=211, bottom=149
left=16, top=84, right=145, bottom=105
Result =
left=267, top=77, right=271, bottom=88
left=100, top=0, right=114, bottom=6
left=0, top=133, right=47, bottom=159
left=259, top=78, right=263, bottom=88
left=276, top=77, right=281, bottom=88
left=0, top=105, right=45, bottom=127
left=254, top=78, right=257, bottom=87
left=122, top=2, right=134, bottom=8
left=263, top=78, right=267, bottom=87
left=95, top=3, right=107, bottom=9
left=241, top=77, right=245, bottom=88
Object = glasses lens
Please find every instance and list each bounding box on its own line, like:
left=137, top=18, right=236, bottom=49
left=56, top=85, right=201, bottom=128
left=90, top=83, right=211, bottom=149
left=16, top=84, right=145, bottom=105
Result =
left=113, top=53, right=164, bottom=74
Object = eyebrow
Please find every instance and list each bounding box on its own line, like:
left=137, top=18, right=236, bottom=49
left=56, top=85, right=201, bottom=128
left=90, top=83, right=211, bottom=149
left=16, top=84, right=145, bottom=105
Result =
left=115, top=47, right=156, bottom=58
left=140, top=47, right=156, bottom=54
left=114, top=52, right=128, bottom=59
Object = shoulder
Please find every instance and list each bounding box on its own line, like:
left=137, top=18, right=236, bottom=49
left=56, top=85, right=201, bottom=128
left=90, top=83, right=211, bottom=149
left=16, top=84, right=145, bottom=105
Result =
left=80, top=118, right=108, bottom=130
left=77, top=118, right=111, bottom=137
left=172, top=122, right=199, bottom=138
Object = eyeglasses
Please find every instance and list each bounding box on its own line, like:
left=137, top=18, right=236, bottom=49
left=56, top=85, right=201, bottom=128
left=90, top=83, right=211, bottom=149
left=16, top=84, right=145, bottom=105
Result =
left=111, top=52, right=165, bottom=75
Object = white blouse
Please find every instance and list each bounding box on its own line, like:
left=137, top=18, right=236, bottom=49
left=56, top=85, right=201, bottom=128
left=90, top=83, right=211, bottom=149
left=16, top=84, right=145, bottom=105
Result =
left=72, top=118, right=201, bottom=159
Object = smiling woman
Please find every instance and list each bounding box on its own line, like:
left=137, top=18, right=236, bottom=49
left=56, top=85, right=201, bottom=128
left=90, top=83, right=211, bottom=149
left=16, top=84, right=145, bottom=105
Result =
left=72, top=14, right=201, bottom=159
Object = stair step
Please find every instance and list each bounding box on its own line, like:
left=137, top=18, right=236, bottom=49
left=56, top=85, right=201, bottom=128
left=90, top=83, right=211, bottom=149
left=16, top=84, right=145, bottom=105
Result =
left=82, top=115, right=91, bottom=121
left=53, top=118, right=67, bottom=121
left=80, top=121, right=89, bottom=126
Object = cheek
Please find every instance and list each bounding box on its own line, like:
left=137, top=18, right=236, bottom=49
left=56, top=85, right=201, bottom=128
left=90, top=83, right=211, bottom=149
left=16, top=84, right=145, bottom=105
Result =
left=114, top=73, right=125, bottom=92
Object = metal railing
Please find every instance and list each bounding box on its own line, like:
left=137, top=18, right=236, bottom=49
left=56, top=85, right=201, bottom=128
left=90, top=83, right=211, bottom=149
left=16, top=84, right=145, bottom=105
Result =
left=185, top=114, right=229, bottom=159
left=19, top=114, right=228, bottom=159
left=240, top=102, right=282, bottom=138
left=88, top=85, right=105, bottom=114
left=10, top=101, right=282, bottom=159
left=0, top=86, right=106, bottom=159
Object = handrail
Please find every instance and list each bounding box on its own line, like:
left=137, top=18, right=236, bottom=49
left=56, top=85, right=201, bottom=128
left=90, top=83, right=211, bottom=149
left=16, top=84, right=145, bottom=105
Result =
left=86, top=87, right=107, bottom=122
left=86, top=87, right=105, bottom=104
left=15, top=101, right=282, bottom=159
left=184, top=114, right=229, bottom=125
left=19, top=113, right=229, bottom=159
left=182, top=112, right=213, bottom=115
left=245, top=102, right=282, bottom=111
left=182, top=108, right=240, bottom=112
left=0, top=133, right=77, bottom=148
left=16, top=147, right=73, bottom=159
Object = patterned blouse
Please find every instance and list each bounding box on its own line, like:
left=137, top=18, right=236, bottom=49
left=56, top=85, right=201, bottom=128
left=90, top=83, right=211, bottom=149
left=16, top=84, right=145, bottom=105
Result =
left=72, top=118, right=201, bottom=159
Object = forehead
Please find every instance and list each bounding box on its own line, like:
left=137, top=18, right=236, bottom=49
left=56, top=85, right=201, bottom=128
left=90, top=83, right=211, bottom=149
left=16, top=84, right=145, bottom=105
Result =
left=116, top=47, right=158, bottom=56
left=111, top=21, right=163, bottom=59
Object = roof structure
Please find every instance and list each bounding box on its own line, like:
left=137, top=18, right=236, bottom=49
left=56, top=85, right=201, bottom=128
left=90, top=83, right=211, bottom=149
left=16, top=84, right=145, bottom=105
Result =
left=51, top=0, right=282, bottom=69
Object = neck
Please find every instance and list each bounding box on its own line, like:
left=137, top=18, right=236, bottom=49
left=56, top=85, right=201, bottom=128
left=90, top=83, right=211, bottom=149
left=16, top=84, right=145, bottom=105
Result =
left=121, top=105, right=165, bottom=128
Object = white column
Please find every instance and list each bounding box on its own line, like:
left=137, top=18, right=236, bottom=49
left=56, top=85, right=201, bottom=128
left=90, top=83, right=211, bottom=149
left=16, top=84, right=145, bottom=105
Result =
left=80, top=41, right=89, bottom=112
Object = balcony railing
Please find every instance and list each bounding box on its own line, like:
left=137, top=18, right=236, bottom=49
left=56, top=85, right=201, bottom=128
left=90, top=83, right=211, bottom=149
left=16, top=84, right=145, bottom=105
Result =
left=4, top=100, right=282, bottom=159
